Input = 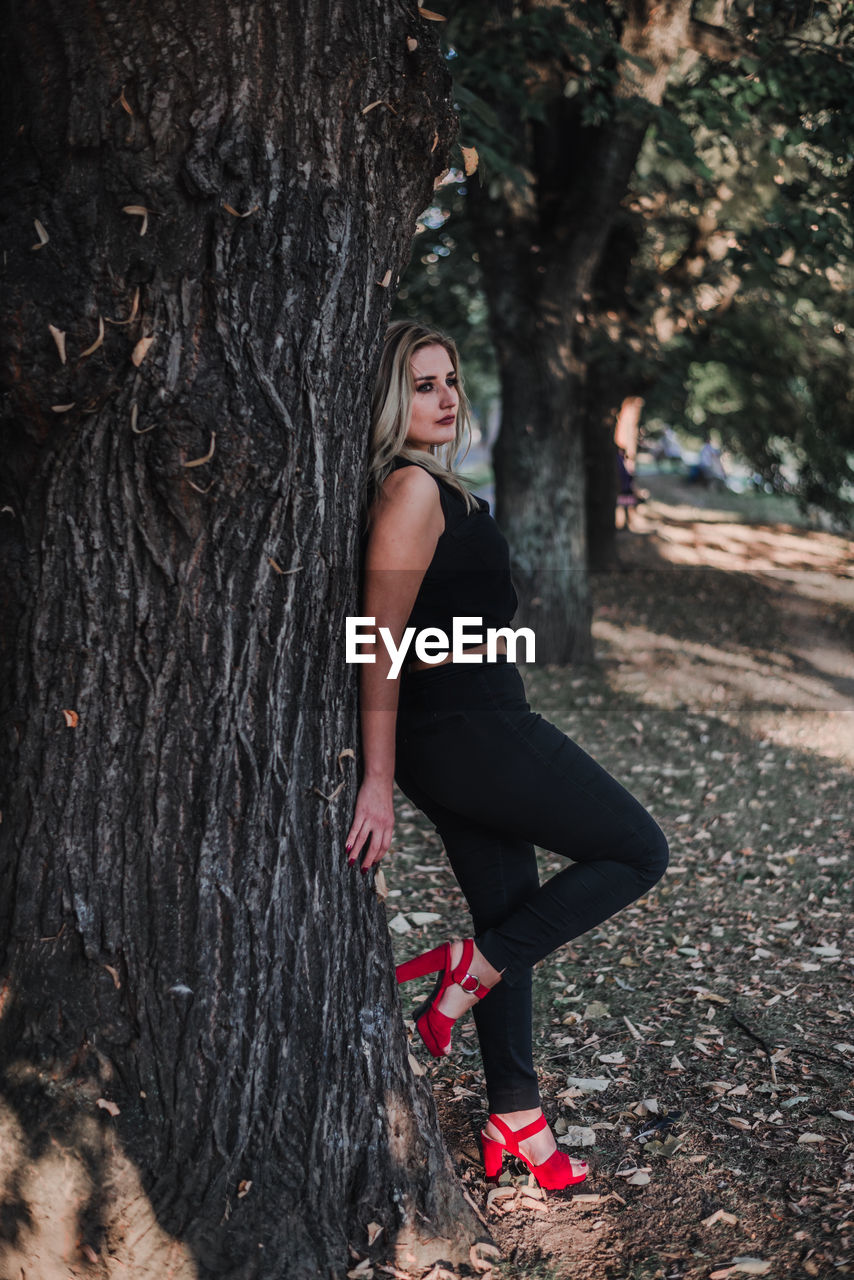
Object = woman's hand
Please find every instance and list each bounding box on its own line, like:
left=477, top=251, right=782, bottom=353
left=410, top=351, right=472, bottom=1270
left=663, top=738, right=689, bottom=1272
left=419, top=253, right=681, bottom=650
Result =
left=346, top=775, right=395, bottom=872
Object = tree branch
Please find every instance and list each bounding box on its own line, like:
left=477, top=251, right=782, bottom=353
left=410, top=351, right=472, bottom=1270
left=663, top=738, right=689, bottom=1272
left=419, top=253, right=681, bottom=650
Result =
left=685, top=18, right=744, bottom=62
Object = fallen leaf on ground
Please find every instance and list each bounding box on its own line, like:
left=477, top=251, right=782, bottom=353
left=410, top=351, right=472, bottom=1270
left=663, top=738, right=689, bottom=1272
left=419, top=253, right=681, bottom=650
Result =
left=703, top=1208, right=739, bottom=1227
left=731, top=1259, right=772, bottom=1276
left=565, top=1076, right=610, bottom=1093
left=556, top=1126, right=595, bottom=1147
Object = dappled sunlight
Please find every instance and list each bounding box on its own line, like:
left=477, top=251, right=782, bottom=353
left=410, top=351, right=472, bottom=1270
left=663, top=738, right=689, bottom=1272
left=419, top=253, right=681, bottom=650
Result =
left=593, top=492, right=854, bottom=765
left=0, top=1091, right=198, bottom=1278
left=630, top=500, right=853, bottom=577
left=595, top=618, right=854, bottom=765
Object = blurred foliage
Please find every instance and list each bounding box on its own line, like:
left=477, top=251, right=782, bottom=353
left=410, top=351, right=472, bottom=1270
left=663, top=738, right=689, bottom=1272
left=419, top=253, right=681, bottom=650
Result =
left=394, top=0, right=854, bottom=524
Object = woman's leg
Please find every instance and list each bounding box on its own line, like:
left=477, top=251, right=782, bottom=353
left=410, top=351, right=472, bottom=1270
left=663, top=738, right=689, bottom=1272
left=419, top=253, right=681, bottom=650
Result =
left=396, top=662, right=669, bottom=984
left=394, top=759, right=541, bottom=1114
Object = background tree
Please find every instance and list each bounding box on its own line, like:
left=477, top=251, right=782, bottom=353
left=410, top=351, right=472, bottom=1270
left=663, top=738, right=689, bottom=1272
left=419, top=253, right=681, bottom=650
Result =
left=0, top=4, right=486, bottom=1277
left=584, top=5, right=854, bottom=561
left=440, top=0, right=743, bottom=662
left=398, top=1, right=853, bottom=618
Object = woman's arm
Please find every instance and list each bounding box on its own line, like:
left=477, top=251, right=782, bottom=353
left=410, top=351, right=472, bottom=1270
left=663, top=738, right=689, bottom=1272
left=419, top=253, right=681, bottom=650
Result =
left=345, top=466, right=444, bottom=871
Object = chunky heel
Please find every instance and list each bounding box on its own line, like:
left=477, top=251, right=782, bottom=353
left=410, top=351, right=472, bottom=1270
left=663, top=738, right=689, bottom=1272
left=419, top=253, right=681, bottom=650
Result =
left=395, top=939, right=494, bottom=1058
left=482, top=1113, right=588, bottom=1190
left=395, top=945, right=446, bottom=985
left=481, top=1133, right=504, bottom=1179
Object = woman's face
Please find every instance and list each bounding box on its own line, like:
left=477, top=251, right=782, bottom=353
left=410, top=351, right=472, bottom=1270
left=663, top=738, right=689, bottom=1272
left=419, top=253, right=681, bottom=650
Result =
left=405, top=343, right=459, bottom=453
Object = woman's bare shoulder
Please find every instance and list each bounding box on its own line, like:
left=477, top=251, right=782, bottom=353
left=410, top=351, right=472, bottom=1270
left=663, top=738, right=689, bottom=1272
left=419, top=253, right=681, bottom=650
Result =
left=375, top=463, right=441, bottom=515
left=367, top=462, right=443, bottom=540
left=382, top=461, right=440, bottom=498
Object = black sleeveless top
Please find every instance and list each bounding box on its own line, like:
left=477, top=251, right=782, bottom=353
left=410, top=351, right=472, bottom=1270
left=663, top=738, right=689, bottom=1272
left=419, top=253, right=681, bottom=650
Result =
left=390, top=457, right=517, bottom=637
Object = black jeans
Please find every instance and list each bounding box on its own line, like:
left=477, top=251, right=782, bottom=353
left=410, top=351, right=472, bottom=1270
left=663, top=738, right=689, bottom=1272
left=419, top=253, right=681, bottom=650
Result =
left=394, top=657, right=668, bottom=1113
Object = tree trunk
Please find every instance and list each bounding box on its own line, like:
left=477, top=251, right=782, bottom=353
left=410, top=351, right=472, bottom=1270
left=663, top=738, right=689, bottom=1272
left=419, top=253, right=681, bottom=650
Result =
left=0, top=4, right=484, bottom=1277
left=468, top=118, right=647, bottom=663
left=584, top=216, right=645, bottom=573
left=461, top=0, right=731, bottom=661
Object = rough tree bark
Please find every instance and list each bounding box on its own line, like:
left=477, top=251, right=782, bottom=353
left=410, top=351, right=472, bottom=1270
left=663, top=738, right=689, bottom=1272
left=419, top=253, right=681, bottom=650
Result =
left=463, top=0, right=741, bottom=661
left=584, top=215, right=645, bottom=573
left=467, top=115, right=646, bottom=663
left=0, top=4, right=484, bottom=1277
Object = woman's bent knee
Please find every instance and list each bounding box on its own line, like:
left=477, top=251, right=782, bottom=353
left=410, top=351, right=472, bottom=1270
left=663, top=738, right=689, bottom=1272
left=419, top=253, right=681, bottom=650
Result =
left=641, top=821, right=669, bottom=887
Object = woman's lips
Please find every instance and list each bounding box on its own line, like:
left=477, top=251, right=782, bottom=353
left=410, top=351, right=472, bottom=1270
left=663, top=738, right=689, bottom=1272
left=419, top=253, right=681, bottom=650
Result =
left=438, top=415, right=456, bottom=424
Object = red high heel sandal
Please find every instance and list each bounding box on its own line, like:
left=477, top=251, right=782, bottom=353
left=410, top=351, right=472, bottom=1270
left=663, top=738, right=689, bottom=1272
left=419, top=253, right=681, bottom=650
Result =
left=395, top=938, right=491, bottom=1058
left=481, top=1113, right=588, bottom=1190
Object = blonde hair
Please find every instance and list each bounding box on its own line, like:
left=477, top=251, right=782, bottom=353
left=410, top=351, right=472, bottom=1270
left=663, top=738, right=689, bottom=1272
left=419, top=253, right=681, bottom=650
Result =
left=366, top=319, right=477, bottom=514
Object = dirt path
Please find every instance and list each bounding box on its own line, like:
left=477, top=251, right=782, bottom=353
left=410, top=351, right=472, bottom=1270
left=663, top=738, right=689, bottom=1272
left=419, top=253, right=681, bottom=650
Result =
left=383, top=485, right=853, bottom=1280
left=611, top=483, right=854, bottom=767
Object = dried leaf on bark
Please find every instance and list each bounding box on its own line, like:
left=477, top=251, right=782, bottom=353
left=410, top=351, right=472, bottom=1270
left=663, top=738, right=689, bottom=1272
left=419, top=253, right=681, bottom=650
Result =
left=80, top=315, right=105, bottom=357
left=374, top=868, right=389, bottom=901
left=123, top=204, right=149, bottom=235
left=131, top=335, right=155, bottom=366
left=62, top=709, right=79, bottom=727
left=460, top=145, right=478, bottom=175
left=183, top=432, right=216, bottom=467
left=32, top=219, right=49, bottom=249
left=106, top=287, right=140, bottom=326
left=48, top=324, right=67, bottom=364
left=361, top=100, right=397, bottom=115
left=96, top=1097, right=120, bottom=1116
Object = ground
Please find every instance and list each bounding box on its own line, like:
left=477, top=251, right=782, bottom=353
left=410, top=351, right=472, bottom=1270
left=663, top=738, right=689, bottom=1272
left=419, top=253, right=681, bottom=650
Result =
left=381, top=474, right=853, bottom=1280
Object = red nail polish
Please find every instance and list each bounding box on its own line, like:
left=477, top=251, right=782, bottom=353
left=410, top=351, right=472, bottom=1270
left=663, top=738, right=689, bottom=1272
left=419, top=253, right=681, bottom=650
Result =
left=345, top=844, right=352, bottom=852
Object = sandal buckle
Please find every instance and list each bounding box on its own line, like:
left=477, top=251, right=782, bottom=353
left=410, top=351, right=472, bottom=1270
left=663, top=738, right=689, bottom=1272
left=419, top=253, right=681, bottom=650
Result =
left=458, top=972, right=480, bottom=994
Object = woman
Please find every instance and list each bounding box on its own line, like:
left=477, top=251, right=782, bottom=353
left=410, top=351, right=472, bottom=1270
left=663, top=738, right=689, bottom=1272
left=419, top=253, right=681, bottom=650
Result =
left=345, top=320, right=669, bottom=1191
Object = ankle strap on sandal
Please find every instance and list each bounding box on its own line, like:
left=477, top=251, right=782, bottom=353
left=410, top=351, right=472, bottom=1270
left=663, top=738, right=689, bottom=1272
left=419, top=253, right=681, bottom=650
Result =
left=452, top=939, right=492, bottom=1000
left=487, top=1112, right=547, bottom=1144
